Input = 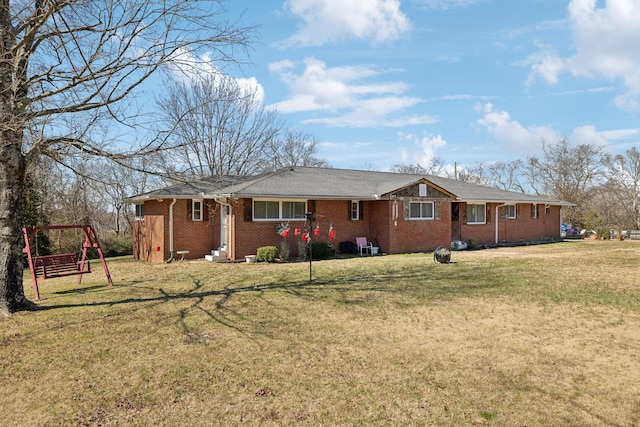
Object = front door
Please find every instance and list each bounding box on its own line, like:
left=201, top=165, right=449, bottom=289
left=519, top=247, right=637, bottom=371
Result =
left=451, top=202, right=461, bottom=241
left=220, top=205, right=227, bottom=250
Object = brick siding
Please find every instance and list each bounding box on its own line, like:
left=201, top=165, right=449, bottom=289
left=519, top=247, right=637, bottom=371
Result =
left=135, top=198, right=563, bottom=262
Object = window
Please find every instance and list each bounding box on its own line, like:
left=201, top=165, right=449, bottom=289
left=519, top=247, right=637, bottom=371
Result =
left=409, top=201, right=434, bottom=219
left=532, top=204, right=538, bottom=219
left=253, top=200, right=306, bottom=220
left=502, top=204, right=516, bottom=219
left=254, top=200, right=280, bottom=219
left=282, top=201, right=306, bottom=219
left=466, top=203, right=486, bottom=224
left=135, top=204, right=144, bottom=220
left=351, top=200, right=359, bottom=220
left=192, top=199, right=203, bottom=221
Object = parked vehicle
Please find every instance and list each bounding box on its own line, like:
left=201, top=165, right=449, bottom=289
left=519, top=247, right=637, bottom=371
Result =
left=561, top=223, right=580, bottom=237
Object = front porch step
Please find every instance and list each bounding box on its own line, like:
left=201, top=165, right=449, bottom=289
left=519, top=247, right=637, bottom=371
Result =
left=205, top=249, right=228, bottom=262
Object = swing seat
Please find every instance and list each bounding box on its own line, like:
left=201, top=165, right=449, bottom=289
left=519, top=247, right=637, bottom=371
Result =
left=33, top=253, right=91, bottom=280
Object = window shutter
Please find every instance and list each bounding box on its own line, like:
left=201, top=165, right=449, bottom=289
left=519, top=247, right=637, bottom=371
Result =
left=187, top=199, right=192, bottom=221
left=359, top=201, right=364, bottom=221
left=347, top=200, right=352, bottom=221
left=308, top=200, right=316, bottom=214
left=203, top=202, right=209, bottom=222
left=516, top=204, right=521, bottom=219
left=434, top=202, right=441, bottom=220
left=462, top=204, right=467, bottom=224
left=486, top=205, right=491, bottom=224
left=244, top=198, right=252, bottom=222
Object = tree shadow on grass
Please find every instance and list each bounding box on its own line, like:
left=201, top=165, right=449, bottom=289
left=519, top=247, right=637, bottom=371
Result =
left=40, top=271, right=503, bottom=311
left=30, top=264, right=507, bottom=345
left=38, top=266, right=504, bottom=314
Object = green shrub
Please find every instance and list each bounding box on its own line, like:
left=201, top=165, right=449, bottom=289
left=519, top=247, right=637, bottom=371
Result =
left=309, top=241, right=333, bottom=260
left=256, top=246, right=279, bottom=262
left=100, top=235, right=134, bottom=258
left=467, top=238, right=478, bottom=250
left=596, top=227, right=610, bottom=240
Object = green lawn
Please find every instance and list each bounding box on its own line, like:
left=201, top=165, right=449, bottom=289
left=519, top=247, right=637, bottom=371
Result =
left=3, top=240, right=640, bottom=426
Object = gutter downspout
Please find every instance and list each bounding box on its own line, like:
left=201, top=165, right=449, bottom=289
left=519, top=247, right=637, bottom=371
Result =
left=167, top=198, right=177, bottom=263
left=495, top=204, right=507, bottom=245
left=215, top=197, right=233, bottom=260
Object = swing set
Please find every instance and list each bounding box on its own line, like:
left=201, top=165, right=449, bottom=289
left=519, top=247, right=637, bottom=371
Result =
left=22, top=225, right=113, bottom=300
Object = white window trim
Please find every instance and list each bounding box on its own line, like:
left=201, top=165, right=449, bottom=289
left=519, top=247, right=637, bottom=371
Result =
left=467, top=203, right=486, bottom=225
left=504, top=204, right=516, bottom=219
left=135, top=203, right=144, bottom=221
left=408, top=201, right=434, bottom=220
left=253, top=199, right=307, bottom=221
left=351, top=200, right=359, bottom=220
left=192, top=199, right=203, bottom=221
left=532, top=204, right=538, bottom=219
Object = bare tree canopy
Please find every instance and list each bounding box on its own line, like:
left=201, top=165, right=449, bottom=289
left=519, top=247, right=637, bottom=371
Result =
left=390, top=157, right=445, bottom=176
left=156, top=74, right=282, bottom=178
left=459, top=160, right=525, bottom=192
left=0, top=0, right=255, bottom=315
left=263, top=129, right=330, bottom=172
left=602, top=147, right=640, bottom=230
left=526, top=139, right=606, bottom=225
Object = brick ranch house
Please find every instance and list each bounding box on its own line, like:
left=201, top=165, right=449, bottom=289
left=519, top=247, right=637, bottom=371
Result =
left=125, top=166, right=572, bottom=262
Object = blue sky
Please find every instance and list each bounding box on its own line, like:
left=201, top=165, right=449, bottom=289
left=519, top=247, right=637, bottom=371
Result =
left=201, top=0, right=640, bottom=172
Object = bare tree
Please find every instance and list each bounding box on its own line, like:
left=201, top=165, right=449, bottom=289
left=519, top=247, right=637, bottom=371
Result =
left=261, top=128, right=330, bottom=172
left=391, top=156, right=445, bottom=176
left=88, top=158, right=155, bottom=237
left=0, top=0, right=254, bottom=315
left=603, top=146, right=640, bottom=230
left=157, top=75, right=282, bottom=178
left=461, top=160, right=525, bottom=192
left=525, top=139, right=606, bottom=226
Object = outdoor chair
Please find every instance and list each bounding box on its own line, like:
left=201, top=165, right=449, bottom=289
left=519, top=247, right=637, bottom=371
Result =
left=355, top=237, right=374, bottom=256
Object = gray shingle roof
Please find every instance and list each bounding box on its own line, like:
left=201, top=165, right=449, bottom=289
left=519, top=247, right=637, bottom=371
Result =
left=126, top=166, right=571, bottom=206
left=124, top=175, right=255, bottom=202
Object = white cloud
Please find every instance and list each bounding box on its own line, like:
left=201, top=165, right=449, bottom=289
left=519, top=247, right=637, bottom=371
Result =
left=600, top=128, right=640, bottom=140
left=569, top=125, right=611, bottom=148
left=168, top=47, right=265, bottom=103
left=269, top=57, right=436, bottom=127
left=280, top=0, right=411, bottom=47
left=475, top=103, right=640, bottom=154
left=528, top=0, right=640, bottom=111
left=398, top=132, right=447, bottom=166
left=475, top=103, right=560, bottom=153
left=268, top=60, right=295, bottom=74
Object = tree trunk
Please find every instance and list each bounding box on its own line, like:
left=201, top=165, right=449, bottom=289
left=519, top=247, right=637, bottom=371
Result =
left=0, top=140, right=35, bottom=316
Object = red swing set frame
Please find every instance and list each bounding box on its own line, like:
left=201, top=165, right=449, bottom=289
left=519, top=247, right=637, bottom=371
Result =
left=22, top=225, right=113, bottom=300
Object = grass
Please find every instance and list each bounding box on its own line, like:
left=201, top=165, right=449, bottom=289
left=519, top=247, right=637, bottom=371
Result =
left=2, top=240, right=640, bottom=426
